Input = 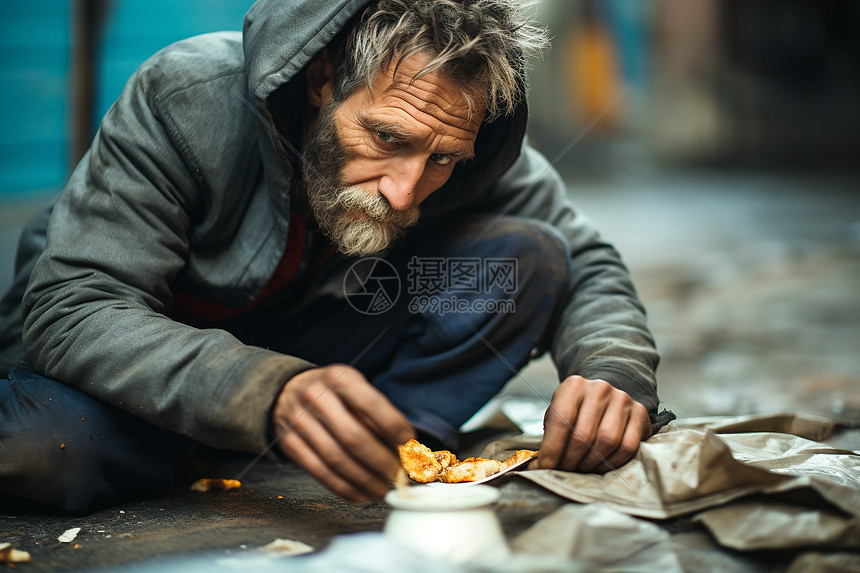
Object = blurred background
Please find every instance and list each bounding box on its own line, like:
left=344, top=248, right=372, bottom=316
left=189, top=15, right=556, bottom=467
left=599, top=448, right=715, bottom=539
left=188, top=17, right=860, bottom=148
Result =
left=1, top=0, right=859, bottom=428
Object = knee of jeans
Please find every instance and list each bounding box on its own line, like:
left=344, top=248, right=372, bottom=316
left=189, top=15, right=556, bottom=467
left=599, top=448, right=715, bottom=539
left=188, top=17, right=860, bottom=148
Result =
left=1, top=370, right=170, bottom=513
left=479, top=217, right=571, bottom=294
left=0, top=412, right=106, bottom=513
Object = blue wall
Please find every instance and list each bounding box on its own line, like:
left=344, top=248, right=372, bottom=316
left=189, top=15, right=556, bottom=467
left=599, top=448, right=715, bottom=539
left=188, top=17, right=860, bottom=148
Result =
left=0, top=1, right=71, bottom=196
left=95, top=0, right=251, bottom=127
left=0, top=0, right=251, bottom=197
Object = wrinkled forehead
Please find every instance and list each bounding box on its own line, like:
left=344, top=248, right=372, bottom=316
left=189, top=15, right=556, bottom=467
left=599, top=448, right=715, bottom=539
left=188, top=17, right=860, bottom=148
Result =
left=371, top=54, right=486, bottom=135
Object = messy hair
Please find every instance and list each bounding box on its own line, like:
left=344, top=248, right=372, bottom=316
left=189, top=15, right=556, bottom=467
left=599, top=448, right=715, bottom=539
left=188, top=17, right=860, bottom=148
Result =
left=330, top=0, right=550, bottom=121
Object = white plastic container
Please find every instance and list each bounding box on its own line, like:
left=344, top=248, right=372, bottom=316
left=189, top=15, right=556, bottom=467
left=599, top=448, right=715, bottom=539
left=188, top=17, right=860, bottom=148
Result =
left=384, top=485, right=509, bottom=564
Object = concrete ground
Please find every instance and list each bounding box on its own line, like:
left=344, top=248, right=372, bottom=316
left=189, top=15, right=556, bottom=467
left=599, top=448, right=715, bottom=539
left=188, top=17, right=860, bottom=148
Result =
left=1, top=168, right=859, bottom=571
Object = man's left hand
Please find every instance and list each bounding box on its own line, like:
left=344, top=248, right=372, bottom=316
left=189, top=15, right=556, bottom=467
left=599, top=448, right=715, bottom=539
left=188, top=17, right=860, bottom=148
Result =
left=534, top=375, right=652, bottom=473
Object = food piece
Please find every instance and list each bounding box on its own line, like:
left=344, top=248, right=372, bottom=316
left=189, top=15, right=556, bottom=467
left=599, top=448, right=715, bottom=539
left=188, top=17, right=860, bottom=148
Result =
left=0, top=543, right=31, bottom=563
left=434, top=450, right=458, bottom=470
left=501, top=449, right=538, bottom=468
left=398, top=439, right=538, bottom=483
left=440, top=458, right=503, bottom=483
left=190, top=478, right=241, bottom=492
left=398, top=439, right=442, bottom=483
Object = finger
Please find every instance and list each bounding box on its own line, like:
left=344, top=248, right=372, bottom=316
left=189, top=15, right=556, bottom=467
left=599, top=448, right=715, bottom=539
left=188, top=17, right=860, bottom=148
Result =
left=537, top=393, right=581, bottom=469
left=291, top=408, right=391, bottom=499
left=595, top=414, right=646, bottom=473
left=598, top=403, right=652, bottom=471
left=558, top=418, right=599, bottom=472
left=333, top=372, right=415, bottom=447
left=558, top=387, right=614, bottom=471
left=309, top=385, right=404, bottom=482
left=278, top=430, right=372, bottom=502
left=576, top=393, right=634, bottom=472
left=638, top=403, right=654, bottom=440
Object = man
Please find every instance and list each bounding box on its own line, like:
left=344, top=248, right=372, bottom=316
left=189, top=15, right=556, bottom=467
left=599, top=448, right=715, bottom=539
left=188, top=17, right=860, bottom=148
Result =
left=0, top=0, right=673, bottom=513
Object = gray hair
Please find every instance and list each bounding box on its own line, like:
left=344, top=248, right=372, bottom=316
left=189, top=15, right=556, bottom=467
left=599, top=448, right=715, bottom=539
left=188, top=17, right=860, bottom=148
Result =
left=330, top=0, right=550, bottom=121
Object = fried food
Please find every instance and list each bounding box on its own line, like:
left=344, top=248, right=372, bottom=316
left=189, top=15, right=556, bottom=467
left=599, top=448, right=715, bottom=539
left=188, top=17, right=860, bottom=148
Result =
left=398, top=439, right=442, bottom=483
left=502, top=449, right=539, bottom=469
left=190, top=478, right=241, bottom=492
left=434, top=449, right=458, bottom=469
left=439, top=457, right=503, bottom=483
left=398, top=438, right=538, bottom=483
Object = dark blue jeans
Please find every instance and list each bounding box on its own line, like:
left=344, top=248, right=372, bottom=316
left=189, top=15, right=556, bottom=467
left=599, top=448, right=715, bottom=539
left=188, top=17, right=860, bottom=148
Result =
left=0, top=216, right=570, bottom=513
left=0, top=367, right=193, bottom=513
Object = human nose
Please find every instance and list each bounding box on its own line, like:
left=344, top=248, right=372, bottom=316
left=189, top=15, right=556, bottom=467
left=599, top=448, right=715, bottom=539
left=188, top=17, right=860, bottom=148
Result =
left=377, top=157, right=424, bottom=211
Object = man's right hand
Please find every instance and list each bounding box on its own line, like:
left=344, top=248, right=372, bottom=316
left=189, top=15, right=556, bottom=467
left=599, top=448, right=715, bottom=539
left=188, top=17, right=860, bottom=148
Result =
left=271, top=364, right=415, bottom=501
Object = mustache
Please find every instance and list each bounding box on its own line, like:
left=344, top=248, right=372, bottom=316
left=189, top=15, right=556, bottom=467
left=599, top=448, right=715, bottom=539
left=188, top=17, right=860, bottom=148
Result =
left=335, top=186, right=421, bottom=227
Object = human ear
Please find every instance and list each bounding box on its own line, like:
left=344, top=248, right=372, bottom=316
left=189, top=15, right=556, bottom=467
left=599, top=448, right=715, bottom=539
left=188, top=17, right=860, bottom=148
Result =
left=305, top=48, right=335, bottom=109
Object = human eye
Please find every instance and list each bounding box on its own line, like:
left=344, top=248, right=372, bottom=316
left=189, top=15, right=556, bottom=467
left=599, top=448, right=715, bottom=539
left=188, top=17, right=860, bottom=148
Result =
left=429, top=153, right=452, bottom=166
left=376, top=131, right=398, bottom=144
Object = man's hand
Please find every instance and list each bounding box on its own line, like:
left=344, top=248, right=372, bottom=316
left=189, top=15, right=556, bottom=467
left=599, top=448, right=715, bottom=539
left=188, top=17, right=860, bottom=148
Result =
left=271, top=364, right=415, bottom=501
left=535, top=376, right=651, bottom=473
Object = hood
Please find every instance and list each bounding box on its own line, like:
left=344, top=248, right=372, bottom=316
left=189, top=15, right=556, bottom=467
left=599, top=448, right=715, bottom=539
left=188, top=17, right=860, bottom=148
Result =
left=243, top=0, right=368, bottom=105
left=242, top=0, right=528, bottom=217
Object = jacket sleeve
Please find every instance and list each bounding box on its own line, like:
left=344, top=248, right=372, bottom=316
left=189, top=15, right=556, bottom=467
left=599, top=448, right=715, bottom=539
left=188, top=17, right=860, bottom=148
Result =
left=481, top=140, right=673, bottom=431
left=21, top=62, right=315, bottom=453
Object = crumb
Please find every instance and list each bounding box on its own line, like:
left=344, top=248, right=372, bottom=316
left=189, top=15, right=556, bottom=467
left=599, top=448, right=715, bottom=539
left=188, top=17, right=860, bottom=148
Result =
left=0, top=543, right=30, bottom=564
left=191, top=478, right=242, bottom=492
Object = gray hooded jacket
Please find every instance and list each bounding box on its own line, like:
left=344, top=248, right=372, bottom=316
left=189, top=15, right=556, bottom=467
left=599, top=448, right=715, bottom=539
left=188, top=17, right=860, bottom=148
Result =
left=0, top=0, right=671, bottom=452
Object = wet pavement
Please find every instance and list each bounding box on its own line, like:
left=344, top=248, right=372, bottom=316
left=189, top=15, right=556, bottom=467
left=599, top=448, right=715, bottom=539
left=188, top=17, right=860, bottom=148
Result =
left=589, top=170, right=860, bottom=425
left=2, top=168, right=859, bottom=571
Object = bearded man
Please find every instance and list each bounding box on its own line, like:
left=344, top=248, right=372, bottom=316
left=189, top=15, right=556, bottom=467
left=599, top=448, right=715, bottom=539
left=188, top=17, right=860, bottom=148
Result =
left=0, top=0, right=673, bottom=513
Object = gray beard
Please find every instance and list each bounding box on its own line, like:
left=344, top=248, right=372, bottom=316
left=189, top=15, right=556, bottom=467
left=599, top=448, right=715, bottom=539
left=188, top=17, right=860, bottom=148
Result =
left=301, top=101, right=420, bottom=257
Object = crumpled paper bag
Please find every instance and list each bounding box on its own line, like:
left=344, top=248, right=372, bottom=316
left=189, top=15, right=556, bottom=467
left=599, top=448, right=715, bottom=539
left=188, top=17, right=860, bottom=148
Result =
left=509, top=503, right=773, bottom=572
left=511, top=504, right=684, bottom=572
left=489, top=428, right=787, bottom=519
left=481, top=420, right=859, bottom=520
left=694, top=501, right=860, bottom=550
left=481, top=413, right=860, bottom=553
left=786, top=551, right=860, bottom=573
left=672, top=411, right=839, bottom=442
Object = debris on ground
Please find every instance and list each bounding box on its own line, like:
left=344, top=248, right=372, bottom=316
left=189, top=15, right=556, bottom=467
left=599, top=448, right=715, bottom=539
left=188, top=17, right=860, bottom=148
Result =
left=58, top=527, right=81, bottom=543
left=190, top=478, right=242, bottom=492
left=0, top=543, right=31, bottom=563
left=260, top=538, right=315, bottom=556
